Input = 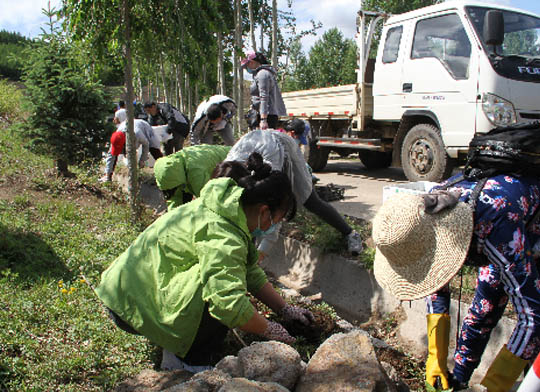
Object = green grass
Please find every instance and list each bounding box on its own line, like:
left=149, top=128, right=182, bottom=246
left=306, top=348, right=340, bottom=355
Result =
left=0, top=125, right=159, bottom=391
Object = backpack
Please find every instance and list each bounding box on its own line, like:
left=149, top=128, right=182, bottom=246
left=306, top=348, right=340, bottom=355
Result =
left=442, top=121, right=540, bottom=206
left=465, top=120, right=540, bottom=178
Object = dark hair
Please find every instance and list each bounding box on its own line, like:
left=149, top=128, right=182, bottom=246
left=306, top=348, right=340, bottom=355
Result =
left=254, top=52, right=270, bottom=65
left=207, top=103, right=223, bottom=121
left=212, top=152, right=296, bottom=221
left=143, top=101, right=156, bottom=109
left=283, top=118, right=305, bottom=137
left=118, top=100, right=126, bottom=108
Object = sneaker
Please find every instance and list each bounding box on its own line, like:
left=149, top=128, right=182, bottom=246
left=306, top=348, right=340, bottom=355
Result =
left=347, top=230, right=363, bottom=256
left=160, top=349, right=213, bottom=373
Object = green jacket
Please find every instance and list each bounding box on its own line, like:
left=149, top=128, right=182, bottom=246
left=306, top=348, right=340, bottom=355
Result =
left=95, top=178, right=266, bottom=357
left=154, top=145, right=231, bottom=210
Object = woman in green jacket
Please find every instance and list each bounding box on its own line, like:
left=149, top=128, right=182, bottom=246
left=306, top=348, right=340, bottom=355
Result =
left=153, top=144, right=232, bottom=211
left=95, top=152, right=313, bottom=372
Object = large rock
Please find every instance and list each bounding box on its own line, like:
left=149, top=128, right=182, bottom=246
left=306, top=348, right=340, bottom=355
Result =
left=218, top=378, right=290, bottom=391
left=114, top=369, right=192, bottom=392
left=216, top=341, right=302, bottom=391
left=163, top=369, right=232, bottom=392
left=295, top=330, right=396, bottom=392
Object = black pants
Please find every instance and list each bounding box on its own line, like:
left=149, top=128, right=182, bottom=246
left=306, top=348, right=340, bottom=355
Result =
left=149, top=147, right=163, bottom=161
left=108, top=304, right=229, bottom=365
left=304, top=189, right=352, bottom=235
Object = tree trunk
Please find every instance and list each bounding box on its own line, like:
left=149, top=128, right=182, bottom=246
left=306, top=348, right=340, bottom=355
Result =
left=260, top=1, right=265, bottom=51
left=217, top=31, right=226, bottom=95
left=121, top=0, right=141, bottom=221
left=248, top=0, right=257, bottom=51
left=272, top=0, right=278, bottom=68
left=56, top=158, right=72, bottom=177
left=177, top=64, right=185, bottom=112
left=159, top=53, right=168, bottom=103
left=236, top=0, right=244, bottom=135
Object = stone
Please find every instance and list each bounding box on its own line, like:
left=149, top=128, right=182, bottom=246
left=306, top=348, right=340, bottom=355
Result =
left=218, top=377, right=291, bottom=391
left=295, top=330, right=397, bottom=392
left=114, top=369, right=191, bottom=392
left=215, top=355, right=242, bottom=378
left=162, top=369, right=231, bottom=392
left=232, top=341, right=302, bottom=391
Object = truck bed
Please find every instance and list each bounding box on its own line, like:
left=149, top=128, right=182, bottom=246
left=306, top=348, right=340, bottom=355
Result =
left=281, top=84, right=373, bottom=120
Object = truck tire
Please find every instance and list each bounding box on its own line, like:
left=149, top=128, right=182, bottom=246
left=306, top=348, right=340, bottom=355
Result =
left=401, top=123, right=454, bottom=182
left=358, top=150, right=392, bottom=169
left=307, top=140, right=329, bottom=172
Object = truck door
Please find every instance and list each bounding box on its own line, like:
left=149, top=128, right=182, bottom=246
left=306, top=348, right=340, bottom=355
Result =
left=373, top=23, right=407, bottom=120
left=400, top=12, right=479, bottom=148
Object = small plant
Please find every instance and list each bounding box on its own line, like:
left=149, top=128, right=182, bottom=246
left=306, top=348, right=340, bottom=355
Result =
left=0, top=79, right=24, bottom=123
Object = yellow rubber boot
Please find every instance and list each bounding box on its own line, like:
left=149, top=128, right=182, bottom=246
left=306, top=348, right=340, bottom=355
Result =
left=426, top=313, right=450, bottom=389
left=481, top=346, right=529, bottom=392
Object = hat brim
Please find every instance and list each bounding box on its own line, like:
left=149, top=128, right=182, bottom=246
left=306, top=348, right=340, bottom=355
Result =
left=374, top=201, right=473, bottom=301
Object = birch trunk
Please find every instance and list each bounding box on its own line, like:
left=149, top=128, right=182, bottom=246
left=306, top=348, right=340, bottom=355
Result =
left=159, top=53, right=169, bottom=103
left=272, top=0, right=278, bottom=68
left=236, top=0, right=244, bottom=135
left=248, top=0, right=257, bottom=51
left=121, top=0, right=140, bottom=221
left=217, top=31, right=226, bottom=95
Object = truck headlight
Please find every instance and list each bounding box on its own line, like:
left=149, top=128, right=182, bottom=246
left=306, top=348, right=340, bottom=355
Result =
left=482, top=93, right=517, bottom=126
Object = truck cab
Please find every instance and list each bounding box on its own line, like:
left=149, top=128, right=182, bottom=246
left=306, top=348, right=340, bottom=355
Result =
left=282, top=1, right=540, bottom=182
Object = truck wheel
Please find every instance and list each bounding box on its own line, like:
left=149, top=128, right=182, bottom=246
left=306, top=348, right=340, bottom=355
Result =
left=401, top=124, right=454, bottom=182
left=307, top=140, right=329, bottom=172
left=358, top=150, right=392, bottom=169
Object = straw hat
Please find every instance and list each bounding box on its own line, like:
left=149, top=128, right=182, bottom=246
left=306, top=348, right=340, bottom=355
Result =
left=372, top=194, right=473, bottom=301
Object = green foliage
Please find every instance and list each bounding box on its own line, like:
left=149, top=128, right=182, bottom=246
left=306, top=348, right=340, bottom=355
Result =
left=0, top=125, right=159, bottom=391
left=0, top=30, right=31, bottom=80
left=21, top=8, right=113, bottom=173
left=0, top=79, right=24, bottom=123
left=282, top=28, right=357, bottom=91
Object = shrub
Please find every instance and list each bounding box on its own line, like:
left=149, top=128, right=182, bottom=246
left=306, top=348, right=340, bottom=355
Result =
left=21, top=9, right=113, bottom=176
left=0, top=79, right=24, bottom=123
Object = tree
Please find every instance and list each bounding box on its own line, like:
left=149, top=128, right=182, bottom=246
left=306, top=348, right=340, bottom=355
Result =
left=305, top=28, right=357, bottom=88
left=362, top=0, right=441, bottom=14
left=22, top=6, right=112, bottom=177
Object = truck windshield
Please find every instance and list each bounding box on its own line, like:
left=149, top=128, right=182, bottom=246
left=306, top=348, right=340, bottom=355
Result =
left=466, top=6, right=540, bottom=82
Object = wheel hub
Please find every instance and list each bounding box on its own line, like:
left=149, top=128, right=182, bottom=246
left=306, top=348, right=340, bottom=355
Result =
left=409, top=139, right=434, bottom=174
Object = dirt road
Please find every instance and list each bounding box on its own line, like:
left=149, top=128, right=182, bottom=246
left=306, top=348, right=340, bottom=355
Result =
left=314, top=156, right=409, bottom=221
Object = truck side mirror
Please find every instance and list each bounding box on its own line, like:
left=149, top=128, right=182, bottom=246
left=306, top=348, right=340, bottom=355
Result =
left=483, top=10, right=504, bottom=47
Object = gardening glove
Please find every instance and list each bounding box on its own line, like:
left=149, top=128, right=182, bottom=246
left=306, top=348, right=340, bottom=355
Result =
left=262, top=321, right=296, bottom=344
left=425, top=313, right=450, bottom=390
left=481, top=345, right=529, bottom=392
left=279, top=304, right=315, bottom=326
left=423, top=190, right=460, bottom=214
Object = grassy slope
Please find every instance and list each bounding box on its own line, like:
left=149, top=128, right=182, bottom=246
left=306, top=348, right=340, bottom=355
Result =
left=0, top=125, right=159, bottom=391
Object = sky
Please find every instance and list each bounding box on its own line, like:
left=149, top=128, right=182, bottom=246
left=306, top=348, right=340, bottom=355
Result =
left=1, top=0, right=540, bottom=51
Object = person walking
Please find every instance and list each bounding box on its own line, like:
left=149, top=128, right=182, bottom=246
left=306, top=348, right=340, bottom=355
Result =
left=241, top=51, right=286, bottom=130
left=190, top=95, right=237, bottom=146
left=95, top=152, right=313, bottom=373
left=144, top=101, right=189, bottom=155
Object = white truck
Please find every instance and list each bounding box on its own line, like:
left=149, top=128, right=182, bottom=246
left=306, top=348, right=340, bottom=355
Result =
left=282, top=1, right=540, bottom=182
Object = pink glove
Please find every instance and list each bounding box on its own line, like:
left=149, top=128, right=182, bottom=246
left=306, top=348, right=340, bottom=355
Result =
left=279, top=304, right=314, bottom=325
left=262, top=321, right=296, bottom=344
